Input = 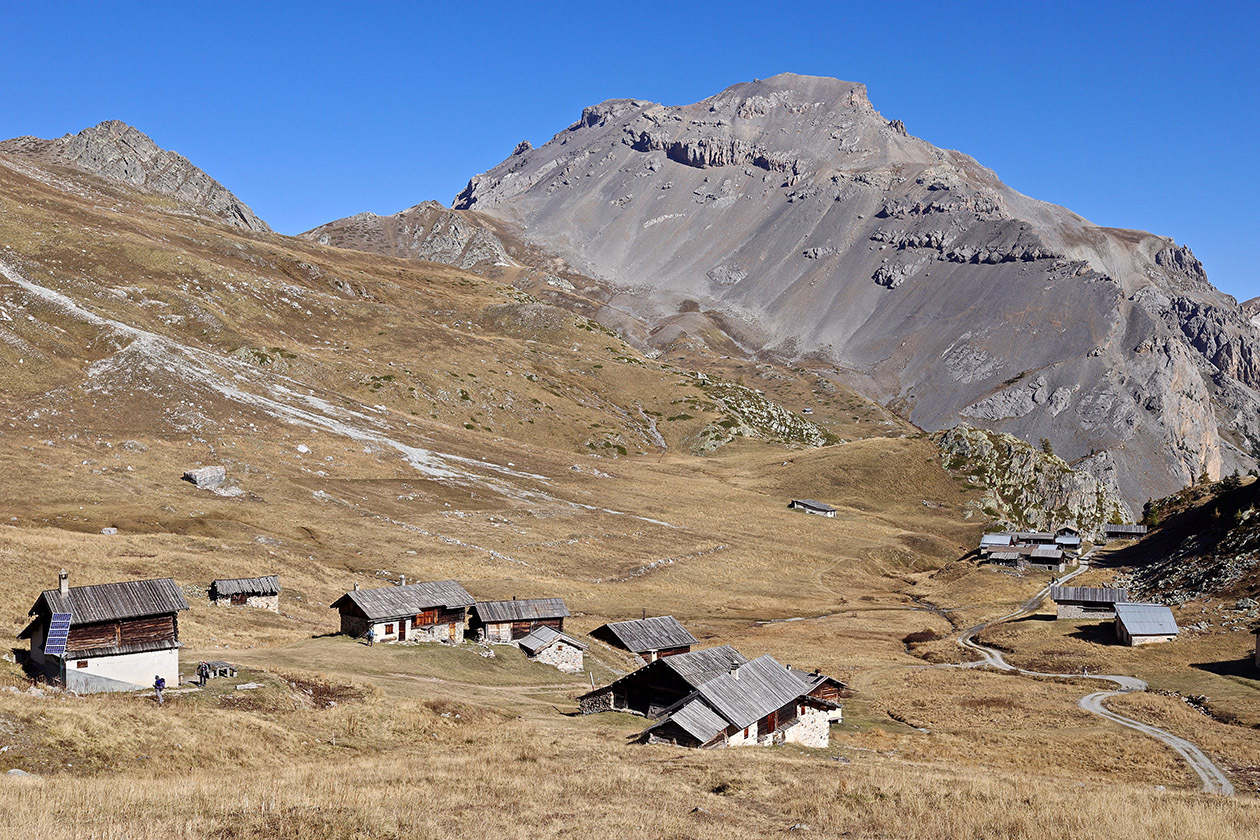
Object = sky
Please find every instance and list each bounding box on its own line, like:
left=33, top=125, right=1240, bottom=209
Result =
left=2, top=1, right=1257, bottom=298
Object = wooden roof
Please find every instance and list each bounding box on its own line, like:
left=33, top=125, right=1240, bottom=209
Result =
left=1050, top=586, right=1129, bottom=605
left=579, top=645, right=747, bottom=701
left=330, top=580, right=474, bottom=621
left=27, top=578, right=188, bottom=626
left=211, top=575, right=280, bottom=596
left=473, top=598, right=570, bottom=624
left=1104, top=524, right=1149, bottom=536
left=594, top=615, right=699, bottom=653
left=649, top=698, right=729, bottom=743
left=790, top=499, right=836, bottom=513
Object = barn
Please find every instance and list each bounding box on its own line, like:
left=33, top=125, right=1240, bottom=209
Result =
left=1114, top=602, right=1179, bottom=646
left=1104, top=524, right=1149, bottom=543
left=517, top=625, right=587, bottom=673
left=209, top=575, right=280, bottom=611
left=1050, top=586, right=1130, bottom=620
left=579, top=645, right=747, bottom=716
left=641, top=655, right=839, bottom=749
left=469, top=598, right=570, bottom=643
left=788, top=499, right=837, bottom=518
left=590, top=615, right=699, bottom=662
left=330, top=579, right=474, bottom=644
left=18, top=571, right=189, bottom=693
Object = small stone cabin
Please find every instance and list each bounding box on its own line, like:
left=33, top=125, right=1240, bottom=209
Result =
left=641, top=655, right=839, bottom=749
left=209, top=575, right=280, bottom=611
left=788, top=499, right=837, bottom=517
left=590, top=615, right=699, bottom=662
left=18, top=571, right=188, bottom=693
left=330, top=579, right=474, bottom=644
left=469, top=598, right=570, bottom=643
left=1114, top=602, right=1179, bottom=646
left=1050, top=586, right=1130, bottom=620
left=517, top=625, right=587, bottom=673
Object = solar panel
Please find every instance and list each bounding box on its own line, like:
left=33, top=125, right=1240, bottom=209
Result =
left=44, top=612, right=72, bottom=658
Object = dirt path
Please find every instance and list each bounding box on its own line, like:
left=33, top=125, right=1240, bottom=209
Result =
left=956, top=564, right=1235, bottom=795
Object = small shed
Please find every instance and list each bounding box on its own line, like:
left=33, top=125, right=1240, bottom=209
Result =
left=789, top=499, right=837, bottom=517
left=469, top=598, right=570, bottom=643
left=1114, top=602, right=1179, bottom=646
left=209, top=576, right=280, bottom=611
left=330, top=579, right=474, bottom=644
left=517, top=625, right=587, bottom=673
left=1104, top=524, right=1149, bottom=542
left=1050, top=586, right=1130, bottom=619
left=591, top=615, right=699, bottom=662
left=18, top=571, right=189, bottom=693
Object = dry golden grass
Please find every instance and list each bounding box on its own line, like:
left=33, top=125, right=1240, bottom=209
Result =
left=2, top=153, right=1260, bottom=835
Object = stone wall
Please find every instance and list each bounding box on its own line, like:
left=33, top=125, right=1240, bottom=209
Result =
left=579, top=690, right=615, bottom=715
left=212, top=594, right=279, bottom=612
left=1056, top=604, right=1116, bottom=620
left=530, top=641, right=584, bottom=673
left=784, top=707, right=830, bottom=748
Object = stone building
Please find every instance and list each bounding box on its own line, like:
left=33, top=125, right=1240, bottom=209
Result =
left=579, top=645, right=747, bottom=716
left=641, top=655, right=839, bottom=749
left=517, top=625, right=587, bottom=673
left=1050, top=586, right=1129, bottom=620
left=788, top=499, right=836, bottom=517
left=1115, top=602, right=1179, bottom=646
left=330, top=579, right=474, bottom=644
left=209, top=576, right=280, bottom=611
left=18, top=571, right=189, bottom=693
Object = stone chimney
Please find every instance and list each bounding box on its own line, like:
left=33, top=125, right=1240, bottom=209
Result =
left=59, top=569, right=69, bottom=596
left=353, top=582, right=360, bottom=591
left=729, top=662, right=740, bottom=680
left=397, top=575, right=406, bottom=587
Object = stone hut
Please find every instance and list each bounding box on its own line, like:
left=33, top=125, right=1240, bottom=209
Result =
left=18, top=571, right=188, bottom=693
left=590, top=615, right=699, bottom=662
left=788, top=499, right=837, bottom=517
left=640, top=655, right=839, bottom=749
left=1114, top=602, right=1179, bottom=646
left=330, top=579, right=474, bottom=644
left=209, top=576, right=280, bottom=611
left=469, top=598, right=569, bottom=643
left=517, top=625, right=587, bottom=673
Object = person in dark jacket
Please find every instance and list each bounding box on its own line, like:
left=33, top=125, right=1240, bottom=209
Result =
left=153, top=675, right=166, bottom=705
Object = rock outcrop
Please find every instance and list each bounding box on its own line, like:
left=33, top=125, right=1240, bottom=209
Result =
left=446, top=72, right=1260, bottom=507
left=0, top=121, right=270, bottom=232
left=934, top=425, right=1128, bottom=537
left=300, top=201, right=509, bottom=270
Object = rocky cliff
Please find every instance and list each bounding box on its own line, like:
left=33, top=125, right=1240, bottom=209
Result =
left=0, top=120, right=270, bottom=232
left=300, top=201, right=508, bottom=270
left=447, top=73, right=1260, bottom=508
left=934, top=425, right=1127, bottom=537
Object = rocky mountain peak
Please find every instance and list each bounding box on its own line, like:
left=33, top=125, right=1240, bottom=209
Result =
left=0, top=120, right=270, bottom=233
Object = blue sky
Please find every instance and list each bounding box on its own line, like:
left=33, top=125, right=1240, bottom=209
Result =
left=2, top=1, right=1257, bottom=299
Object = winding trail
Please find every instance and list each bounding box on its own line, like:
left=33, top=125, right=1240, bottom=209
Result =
left=957, top=564, right=1234, bottom=795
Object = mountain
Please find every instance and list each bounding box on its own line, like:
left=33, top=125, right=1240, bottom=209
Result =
left=301, top=200, right=509, bottom=271
left=441, top=73, right=1260, bottom=511
left=0, top=120, right=270, bottom=232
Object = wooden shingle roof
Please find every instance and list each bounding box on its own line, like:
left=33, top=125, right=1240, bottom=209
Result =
left=594, top=615, right=699, bottom=653
left=473, top=598, right=569, bottom=624
left=28, top=578, right=188, bottom=625
left=1050, top=586, right=1129, bottom=605
left=691, top=655, right=816, bottom=730
left=517, top=625, right=588, bottom=655
left=579, top=645, right=747, bottom=702
left=211, top=575, right=280, bottom=597
left=330, top=580, right=474, bottom=621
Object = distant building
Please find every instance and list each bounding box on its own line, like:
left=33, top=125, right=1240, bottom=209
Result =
left=330, top=579, right=474, bottom=644
left=18, top=571, right=189, bottom=693
left=1050, top=586, right=1130, bottom=620
left=1104, top=524, right=1149, bottom=542
left=209, top=575, right=280, bottom=611
left=580, top=645, right=748, bottom=717
left=1054, top=527, right=1083, bottom=550
left=788, top=499, right=837, bottom=518
left=979, top=533, right=1014, bottom=556
left=590, top=615, right=699, bottom=662
left=1114, top=603, right=1178, bottom=646
left=517, top=625, right=587, bottom=673
left=640, top=655, right=839, bottom=749
left=469, top=598, right=569, bottom=644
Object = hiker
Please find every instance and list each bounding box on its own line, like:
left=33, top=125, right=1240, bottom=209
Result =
left=197, top=661, right=210, bottom=687
left=153, top=675, right=166, bottom=705
left=366, top=625, right=375, bottom=646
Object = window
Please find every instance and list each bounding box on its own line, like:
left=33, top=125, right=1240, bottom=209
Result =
left=76, top=661, right=88, bottom=669
left=385, top=624, right=394, bottom=635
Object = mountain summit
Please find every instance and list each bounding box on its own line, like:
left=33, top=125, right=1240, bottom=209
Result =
left=0, top=120, right=270, bottom=233
left=446, top=73, right=1260, bottom=508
